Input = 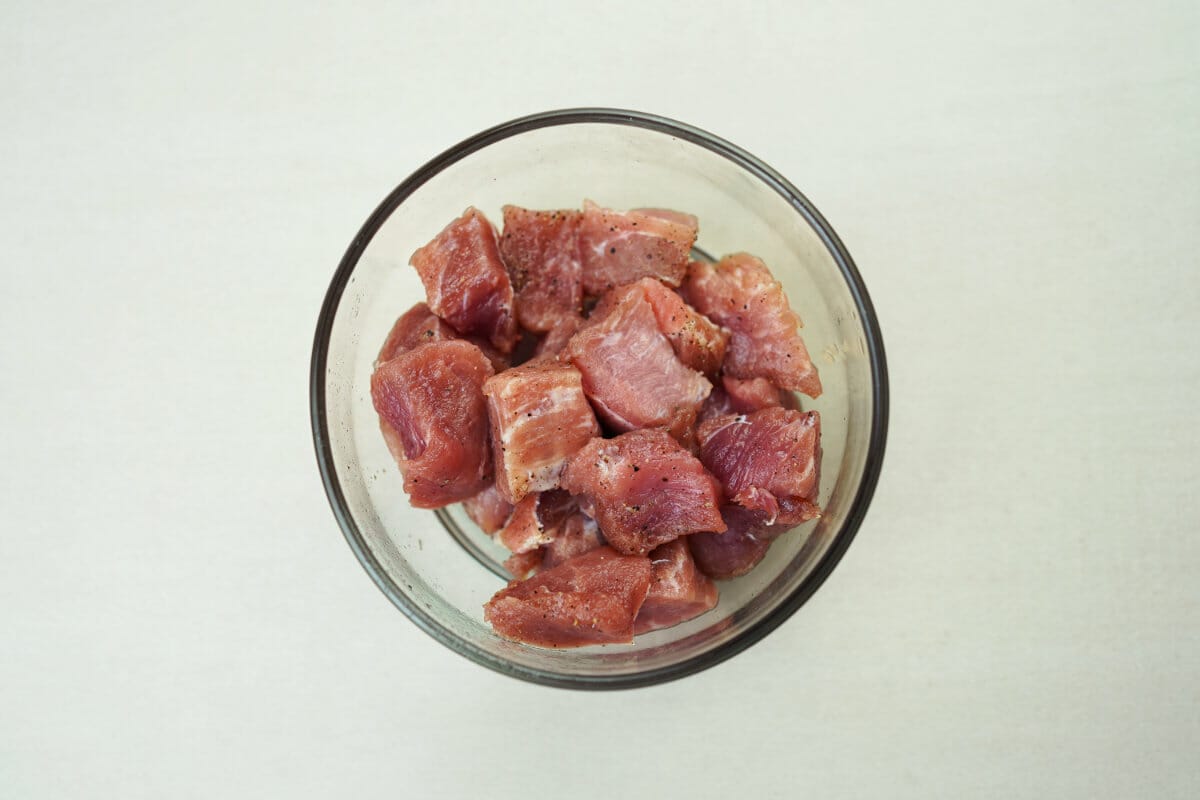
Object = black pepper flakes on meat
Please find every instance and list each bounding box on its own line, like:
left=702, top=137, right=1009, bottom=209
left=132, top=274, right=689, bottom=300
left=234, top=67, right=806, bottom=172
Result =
left=609, top=247, right=616, bottom=254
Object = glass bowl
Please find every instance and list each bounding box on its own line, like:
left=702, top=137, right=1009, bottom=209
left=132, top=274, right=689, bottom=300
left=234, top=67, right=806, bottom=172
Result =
left=310, top=108, right=888, bottom=689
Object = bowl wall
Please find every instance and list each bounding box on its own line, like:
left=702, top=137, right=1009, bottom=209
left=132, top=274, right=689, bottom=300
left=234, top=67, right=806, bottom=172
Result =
left=312, top=110, right=887, bottom=688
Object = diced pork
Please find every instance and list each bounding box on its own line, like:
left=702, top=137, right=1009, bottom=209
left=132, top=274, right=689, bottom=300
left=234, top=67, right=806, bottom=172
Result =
left=462, top=483, right=513, bottom=535
left=688, top=506, right=773, bottom=580
left=722, top=375, right=786, bottom=412
left=578, top=201, right=698, bottom=294
left=697, top=408, right=822, bottom=528
left=376, top=302, right=507, bottom=372
left=379, top=419, right=409, bottom=465
left=634, top=539, right=719, bottom=633
left=635, top=207, right=700, bottom=229
left=484, top=359, right=600, bottom=504
left=562, top=429, right=726, bottom=556
left=542, top=512, right=605, bottom=569
left=534, top=314, right=584, bottom=359
left=410, top=207, right=518, bottom=353
left=499, top=206, right=583, bottom=332
left=370, top=340, right=494, bottom=508
left=503, top=550, right=543, bottom=581
left=376, top=302, right=458, bottom=366
left=565, top=284, right=710, bottom=440
left=698, top=384, right=735, bottom=424
left=633, top=277, right=728, bottom=376
left=699, top=375, right=792, bottom=426
left=495, top=489, right=578, bottom=554
left=484, top=546, right=653, bottom=647
left=495, top=494, right=552, bottom=553
left=682, top=254, right=821, bottom=397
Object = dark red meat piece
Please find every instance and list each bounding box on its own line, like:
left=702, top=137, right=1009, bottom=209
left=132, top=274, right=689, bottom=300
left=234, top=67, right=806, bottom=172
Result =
left=682, top=254, right=821, bottom=397
left=577, top=201, right=698, bottom=294
left=565, top=284, right=710, bottom=441
left=370, top=340, right=494, bottom=508
left=499, top=206, right=583, bottom=332
left=562, top=429, right=726, bottom=556
left=634, top=539, right=719, bottom=633
left=688, top=506, right=774, bottom=580
left=462, top=483, right=513, bottom=535
left=484, top=547, right=653, bottom=647
left=697, top=408, right=822, bottom=528
left=483, top=358, right=600, bottom=504
left=410, top=207, right=518, bottom=353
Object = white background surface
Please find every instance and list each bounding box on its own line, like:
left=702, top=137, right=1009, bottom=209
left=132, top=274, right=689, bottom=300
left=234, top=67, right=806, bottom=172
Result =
left=3, top=2, right=1197, bottom=797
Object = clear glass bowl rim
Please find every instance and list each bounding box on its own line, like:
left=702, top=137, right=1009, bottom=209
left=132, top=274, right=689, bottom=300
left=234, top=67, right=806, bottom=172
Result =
left=309, top=107, right=890, bottom=689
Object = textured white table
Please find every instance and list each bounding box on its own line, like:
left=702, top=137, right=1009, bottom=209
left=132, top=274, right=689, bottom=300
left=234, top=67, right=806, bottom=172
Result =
left=3, top=2, right=1197, bottom=797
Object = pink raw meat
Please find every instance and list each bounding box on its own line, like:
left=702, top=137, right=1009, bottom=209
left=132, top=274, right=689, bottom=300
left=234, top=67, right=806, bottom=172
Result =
left=682, top=254, right=821, bottom=397
left=722, top=375, right=787, bottom=412
left=495, top=494, right=552, bottom=554
left=370, top=340, right=494, bottom=508
left=632, top=277, right=728, bottom=376
left=484, top=358, right=600, bottom=504
left=499, top=206, right=583, bottom=332
left=503, top=550, right=543, bottom=581
left=698, top=384, right=735, bottom=424
left=495, top=490, right=578, bottom=554
left=484, top=547, right=653, bottom=647
left=688, top=506, right=773, bottom=580
left=562, top=429, right=726, bottom=556
left=565, top=284, right=710, bottom=441
left=376, top=302, right=507, bottom=372
left=462, top=483, right=513, bottom=535
left=542, top=512, right=605, bottom=569
left=577, top=201, right=698, bottom=294
left=534, top=314, right=583, bottom=359
left=697, top=408, right=822, bottom=528
left=634, top=539, right=719, bottom=633
left=410, top=207, right=518, bottom=353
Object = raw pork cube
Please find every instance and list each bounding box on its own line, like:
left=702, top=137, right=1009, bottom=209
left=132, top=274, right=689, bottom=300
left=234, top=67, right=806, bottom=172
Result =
left=410, top=207, right=518, bottom=353
left=542, top=512, right=605, bottom=569
left=721, top=375, right=787, bottom=411
left=503, top=550, right=543, bottom=581
left=484, top=547, right=653, bottom=647
left=634, top=539, right=719, bottom=633
left=462, top=483, right=513, bottom=535
left=376, top=302, right=458, bottom=365
left=499, top=206, right=583, bottom=332
left=534, top=314, right=583, bottom=359
left=370, top=340, right=494, bottom=508
left=495, top=489, right=578, bottom=554
left=683, top=254, right=821, bottom=397
left=636, top=277, right=728, bottom=376
left=688, top=506, right=773, bottom=580
left=697, top=408, right=821, bottom=528
left=565, top=284, right=710, bottom=440
left=562, top=429, right=726, bottom=556
left=577, top=201, right=698, bottom=294
left=698, top=375, right=792, bottom=424
left=376, top=302, right=508, bottom=372
left=484, top=359, right=600, bottom=504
